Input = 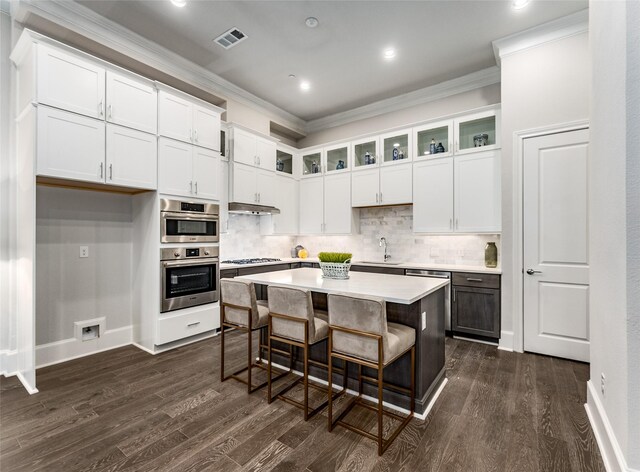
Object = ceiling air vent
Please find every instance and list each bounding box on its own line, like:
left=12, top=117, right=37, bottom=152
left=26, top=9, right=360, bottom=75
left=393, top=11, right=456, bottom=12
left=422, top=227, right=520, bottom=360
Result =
left=214, top=27, right=247, bottom=49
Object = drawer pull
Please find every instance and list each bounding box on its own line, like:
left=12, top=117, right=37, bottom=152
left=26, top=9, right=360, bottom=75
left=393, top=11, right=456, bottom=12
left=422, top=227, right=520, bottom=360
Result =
left=466, top=277, right=483, bottom=282
left=187, top=322, right=201, bottom=328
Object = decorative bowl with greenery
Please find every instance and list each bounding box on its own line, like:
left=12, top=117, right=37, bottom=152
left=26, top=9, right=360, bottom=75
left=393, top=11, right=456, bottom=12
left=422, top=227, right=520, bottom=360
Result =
left=317, top=252, right=352, bottom=279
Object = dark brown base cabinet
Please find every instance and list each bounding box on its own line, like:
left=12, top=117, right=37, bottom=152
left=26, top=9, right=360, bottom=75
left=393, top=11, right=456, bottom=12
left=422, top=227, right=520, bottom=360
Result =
left=451, top=272, right=501, bottom=340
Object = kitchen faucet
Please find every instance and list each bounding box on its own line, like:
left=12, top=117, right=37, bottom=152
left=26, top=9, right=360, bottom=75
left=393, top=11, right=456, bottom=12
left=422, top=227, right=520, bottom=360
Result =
left=379, top=237, right=391, bottom=262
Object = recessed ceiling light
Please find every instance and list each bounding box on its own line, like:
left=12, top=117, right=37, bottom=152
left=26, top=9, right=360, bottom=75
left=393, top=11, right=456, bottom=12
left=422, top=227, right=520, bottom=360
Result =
left=305, top=17, right=319, bottom=28
left=300, top=81, right=311, bottom=91
left=383, top=48, right=396, bottom=60
left=171, top=0, right=186, bottom=7
left=512, top=0, right=530, bottom=9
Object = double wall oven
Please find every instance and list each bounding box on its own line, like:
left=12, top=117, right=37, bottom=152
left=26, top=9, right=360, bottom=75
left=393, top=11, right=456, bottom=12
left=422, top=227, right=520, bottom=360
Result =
left=160, top=199, right=220, bottom=313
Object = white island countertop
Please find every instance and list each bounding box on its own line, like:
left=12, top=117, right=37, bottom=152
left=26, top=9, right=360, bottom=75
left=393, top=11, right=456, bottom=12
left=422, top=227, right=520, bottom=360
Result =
left=235, top=268, right=449, bottom=305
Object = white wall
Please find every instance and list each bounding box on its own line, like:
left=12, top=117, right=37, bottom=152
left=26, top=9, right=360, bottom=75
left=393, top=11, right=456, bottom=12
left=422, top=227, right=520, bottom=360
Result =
left=35, top=187, right=133, bottom=345
left=298, top=84, right=500, bottom=148
left=588, top=0, right=639, bottom=469
left=223, top=206, right=500, bottom=269
left=499, top=32, right=589, bottom=344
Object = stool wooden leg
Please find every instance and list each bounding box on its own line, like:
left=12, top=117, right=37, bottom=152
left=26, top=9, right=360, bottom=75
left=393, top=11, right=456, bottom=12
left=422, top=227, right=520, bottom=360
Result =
left=220, top=327, right=226, bottom=383
left=247, top=325, right=252, bottom=395
left=410, top=346, right=415, bottom=415
left=377, top=361, right=384, bottom=455
left=267, top=323, right=273, bottom=403
left=303, top=344, right=309, bottom=421
left=328, top=331, right=333, bottom=432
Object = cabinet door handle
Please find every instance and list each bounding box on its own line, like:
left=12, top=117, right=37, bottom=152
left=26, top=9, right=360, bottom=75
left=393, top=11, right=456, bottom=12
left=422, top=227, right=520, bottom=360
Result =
left=195, top=181, right=198, bottom=194
left=194, top=129, right=198, bottom=142
left=455, top=218, right=458, bottom=229
left=189, top=129, right=193, bottom=142
left=108, top=104, right=112, bottom=120
left=453, top=288, right=456, bottom=302
left=187, top=321, right=200, bottom=327
left=258, top=192, right=261, bottom=202
left=109, top=163, right=113, bottom=180
left=99, top=100, right=103, bottom=116
left=190, top=181, right=193, bottom=193
left=449, top=218, right=453, bottom=230
left=466, top=277, right=483, bottom=282
left=455, top=141, right=458, bottom=152
left=258, top=156, right=261, bottom=166
left=254, top=192, right=257, bottom=202
left=380, top=192, right=383, bottom=203
left=375, top=193, right=379, bottom=204
left=99, top=162, right=103, bottom=179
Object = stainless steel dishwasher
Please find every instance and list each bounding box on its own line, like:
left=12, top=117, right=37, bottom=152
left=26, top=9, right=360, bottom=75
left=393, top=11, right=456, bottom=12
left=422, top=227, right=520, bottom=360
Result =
left=405, top=269, right=452, bottom=332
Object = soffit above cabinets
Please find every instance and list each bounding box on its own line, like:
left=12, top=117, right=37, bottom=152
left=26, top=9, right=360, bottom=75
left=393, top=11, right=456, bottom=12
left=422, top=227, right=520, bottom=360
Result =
left=15, top=0, right=587, bottom=130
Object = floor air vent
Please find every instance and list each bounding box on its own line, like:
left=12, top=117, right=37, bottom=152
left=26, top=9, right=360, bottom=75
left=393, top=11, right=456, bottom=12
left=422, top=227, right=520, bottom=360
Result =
left=214, top=28, right=247, bottom=49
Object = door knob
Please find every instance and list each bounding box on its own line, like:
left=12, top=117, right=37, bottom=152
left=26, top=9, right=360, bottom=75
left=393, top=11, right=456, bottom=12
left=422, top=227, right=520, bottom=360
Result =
left=526, top=269, right=542, bottom=275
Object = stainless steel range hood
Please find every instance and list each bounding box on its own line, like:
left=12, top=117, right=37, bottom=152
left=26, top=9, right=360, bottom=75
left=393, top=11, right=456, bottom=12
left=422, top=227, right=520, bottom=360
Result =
left=228, top=202, right=280, bottom=215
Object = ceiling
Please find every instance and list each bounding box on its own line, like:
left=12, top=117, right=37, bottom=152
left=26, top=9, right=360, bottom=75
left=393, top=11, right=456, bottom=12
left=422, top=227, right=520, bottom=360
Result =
left=75, top=0, right=587, bottom=122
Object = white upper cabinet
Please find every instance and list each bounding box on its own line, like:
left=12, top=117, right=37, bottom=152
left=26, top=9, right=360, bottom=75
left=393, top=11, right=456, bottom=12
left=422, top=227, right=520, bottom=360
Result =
left=298, top=177, right=324, bottom=234
left=230, top=163, right=275, bottom=206
left=260, top=174, right=299, bottom=235
left=453, top=108, right=500, bottom=155
left=301, top=147, right=324, bottom=178
left=379, top=162, right=412, bottom=205
left=36, top=106, right=105, bottom=183
left=454, top=150, right=501, bottom=232
left=380, top=128, right=412, bottom=165
left=256, top=168, right=276, bottom=207
left=414, top=119, right=453, bottom=160
left=323, top=173, right=354, bottom=234
left=413, top=158, right=454, bottom=233
left=158, top=89, right=222, bottom=151
left=158, top=137, right=220, bottom=199
left=351, top=167, right=379, bottom=207
left=106, top=124, right=157, bottom=190
left=106, top=71, right=157, bottom=134
left=351, top=163, right=412, bottom=208
left=37, top=44, right=105, bottom=120
left=192, top=104, right=221, bottom=151
left=325, top=142, right=350, bottom=174
left=230, top=126, right=277, bottom=170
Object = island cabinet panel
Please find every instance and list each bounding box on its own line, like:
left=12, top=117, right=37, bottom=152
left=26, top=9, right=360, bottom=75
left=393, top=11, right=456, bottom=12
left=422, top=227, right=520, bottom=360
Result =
left=452, top=272, right=501, bottom=339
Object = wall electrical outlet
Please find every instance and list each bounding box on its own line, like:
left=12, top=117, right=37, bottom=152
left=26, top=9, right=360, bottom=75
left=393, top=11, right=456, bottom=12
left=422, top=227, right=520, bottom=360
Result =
left=79, top=246, right=89, bottom=258
left=601, top=373, right=606, bottom=396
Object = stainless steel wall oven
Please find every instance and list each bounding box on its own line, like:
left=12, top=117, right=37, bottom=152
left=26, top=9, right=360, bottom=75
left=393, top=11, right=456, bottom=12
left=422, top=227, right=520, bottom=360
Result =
left=161, top=246, right=219, bottom=313
left=160, top=199, right=219, bottom=243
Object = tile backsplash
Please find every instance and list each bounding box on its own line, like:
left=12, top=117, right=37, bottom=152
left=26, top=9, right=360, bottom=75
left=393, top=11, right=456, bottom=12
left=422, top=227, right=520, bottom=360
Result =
left=221, top=205, right=501, bottom=268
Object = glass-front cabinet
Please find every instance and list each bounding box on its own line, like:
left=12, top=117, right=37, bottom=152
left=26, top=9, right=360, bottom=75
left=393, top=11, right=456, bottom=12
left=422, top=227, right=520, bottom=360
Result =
left=352, top=136, right=379, bottom=170
left=414, top=119, right=452, bottom=159
left=380, top=128, right=412, bottom=165
left=325, top=142, right=350, bottom=173
left=301, top=148, right=324, bottom=178
left=454, top=109, right=500, bottom=154
left=276, top=148, right=294, bottom=175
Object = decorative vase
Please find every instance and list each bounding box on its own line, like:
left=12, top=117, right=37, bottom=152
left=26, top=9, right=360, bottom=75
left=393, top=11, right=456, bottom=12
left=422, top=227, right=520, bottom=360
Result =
left=485, top=242, right=498, bottom=268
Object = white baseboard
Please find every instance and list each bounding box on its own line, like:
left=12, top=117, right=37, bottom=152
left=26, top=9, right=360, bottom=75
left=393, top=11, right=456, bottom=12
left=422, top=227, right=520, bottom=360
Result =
left=585, top=380, right=636, bottom=472
left=35, top=325, right=133, bottom=369
left=498, top=330, right=514, bottom=351
left=0, top=349, right=18, bottom=376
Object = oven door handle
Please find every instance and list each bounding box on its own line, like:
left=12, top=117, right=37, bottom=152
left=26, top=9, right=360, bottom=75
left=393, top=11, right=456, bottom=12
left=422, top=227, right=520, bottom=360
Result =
left=161, top=212, right=218, bottom=222
left=163, top=258, right=219, bottom=269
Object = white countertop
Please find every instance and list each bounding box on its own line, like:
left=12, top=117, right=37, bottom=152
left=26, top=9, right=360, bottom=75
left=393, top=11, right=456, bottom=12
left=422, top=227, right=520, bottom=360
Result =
left=235, top=268, right=449, bottom=305
left=221, top=257, right=501, bottom=274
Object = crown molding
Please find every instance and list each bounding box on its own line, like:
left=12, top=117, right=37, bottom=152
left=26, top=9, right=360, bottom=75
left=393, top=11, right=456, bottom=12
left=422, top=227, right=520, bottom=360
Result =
left=10, top=0, right=306, bottom=135
left=492, top=9, right=588, bottom=66
left=305, top=66, right=501, bottom=134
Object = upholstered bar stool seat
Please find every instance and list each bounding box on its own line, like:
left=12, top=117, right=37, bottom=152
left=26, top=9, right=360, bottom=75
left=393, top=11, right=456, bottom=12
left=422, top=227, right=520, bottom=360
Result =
left=220, top=279, right=283, bottom=394
left=327, top=293, right=416, bottom=456
left=267, top=285, right=346, bottom=420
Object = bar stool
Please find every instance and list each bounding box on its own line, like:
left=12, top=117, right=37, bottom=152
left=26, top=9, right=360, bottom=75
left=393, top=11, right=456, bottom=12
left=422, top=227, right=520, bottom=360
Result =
left=326, top=293, right=415, bottom=455
left=267, top=285, right=346, bottom=420
left=220, top=279, right=279, bottom=393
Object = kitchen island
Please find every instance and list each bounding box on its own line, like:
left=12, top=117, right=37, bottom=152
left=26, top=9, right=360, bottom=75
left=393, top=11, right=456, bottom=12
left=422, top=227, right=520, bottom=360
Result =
left=235, top=268, right=448, bottom=416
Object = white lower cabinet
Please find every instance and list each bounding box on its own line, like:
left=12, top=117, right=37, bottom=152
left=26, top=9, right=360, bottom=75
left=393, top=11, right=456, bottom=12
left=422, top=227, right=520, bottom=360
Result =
left=299, top=173, right=357, bottom=234
left=156, top=304, right=219, bottom=346
left=413, top=158, right=454, bottom=232
left=37, top=106, right=105, bottom=183
left=413, top=151, right=501, bottom=233
left=230, top=163, right=276, bottom=207
left=106, top=124, right=157, bottom=189
left=158, top=137, right=220, bottom=200
left=351, top=163, right=412, bottom=207
left=260, top=174, right=299, bottom=235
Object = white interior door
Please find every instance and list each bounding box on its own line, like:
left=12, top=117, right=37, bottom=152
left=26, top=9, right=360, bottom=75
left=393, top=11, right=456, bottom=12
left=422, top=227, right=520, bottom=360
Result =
left=523, top=128, right=590, bottom=362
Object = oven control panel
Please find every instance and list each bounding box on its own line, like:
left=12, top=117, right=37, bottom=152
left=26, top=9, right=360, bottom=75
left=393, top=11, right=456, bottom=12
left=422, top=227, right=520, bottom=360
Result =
left=161, top=246, right=219, bottom=261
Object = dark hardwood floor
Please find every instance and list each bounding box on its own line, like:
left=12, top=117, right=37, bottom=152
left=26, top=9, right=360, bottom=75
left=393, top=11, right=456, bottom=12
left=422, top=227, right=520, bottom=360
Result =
left=0, top=334, right=605, bottom=471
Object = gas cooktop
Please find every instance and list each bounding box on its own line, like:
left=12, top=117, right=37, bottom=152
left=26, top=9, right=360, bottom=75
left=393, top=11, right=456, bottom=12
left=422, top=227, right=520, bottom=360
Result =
left=221, top=258, right=282, bottom=265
